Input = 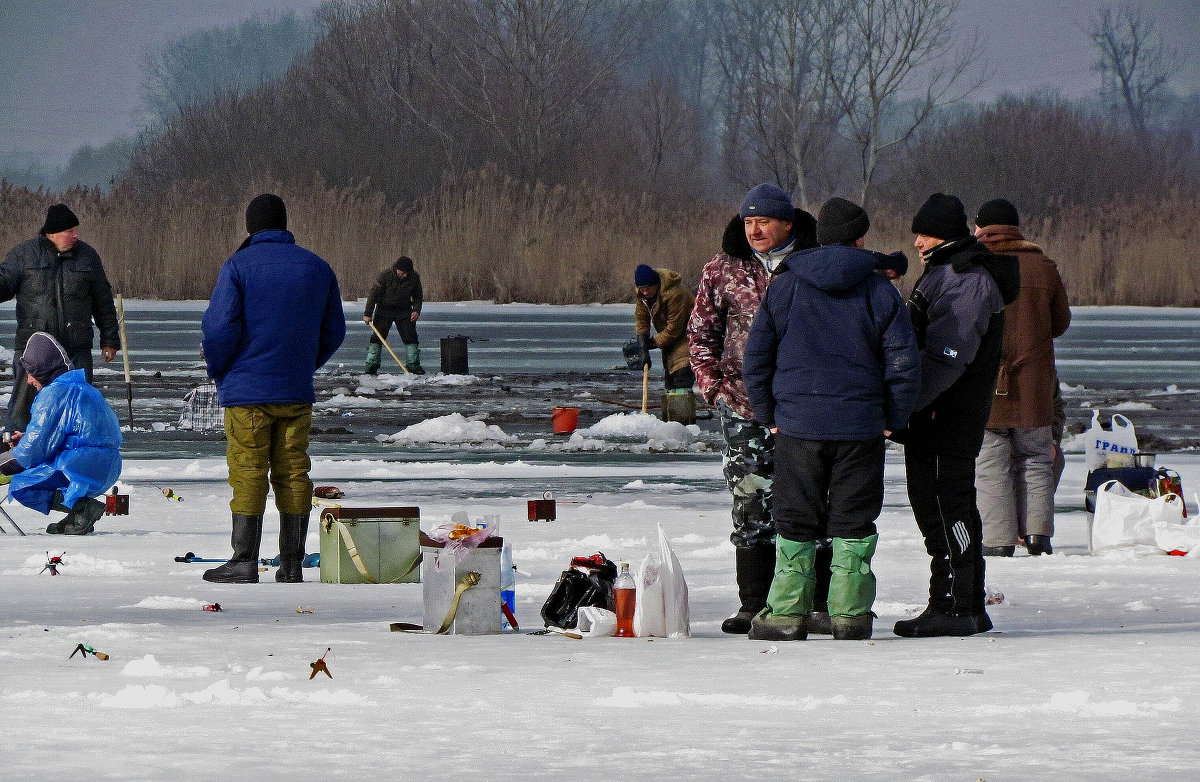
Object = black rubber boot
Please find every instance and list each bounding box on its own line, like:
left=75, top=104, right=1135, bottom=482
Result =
left=1025, top=535, right=1053, bottom=556
left=60, top=497, right=106, bottom=535
left=893, top=607, right=992, bottom=638
left=203, top=515, right=264, bottom=583
left=983, top=545, right=1015, bottom=557
left=722, top=545, right=775, bottom=634
left=809, top=539, right=834, bottom=634
left=275, top=513, right=310, bottom=583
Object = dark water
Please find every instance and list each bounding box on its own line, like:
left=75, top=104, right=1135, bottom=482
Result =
left=0, top=302, right=1197, bottom=458
left=6, top=302, right=1193, bottom=386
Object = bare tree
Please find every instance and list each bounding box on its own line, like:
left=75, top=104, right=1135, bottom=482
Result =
left=1086, top=3, right=1182, bottom=141
left=388, top=0, right=646, bottom=183
left=713, top=0, right=839, bottom=211
left=822, top=0, right=982, bottom=204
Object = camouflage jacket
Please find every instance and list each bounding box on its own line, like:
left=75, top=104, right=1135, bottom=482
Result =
left=687, top=216, right=774, bottom=419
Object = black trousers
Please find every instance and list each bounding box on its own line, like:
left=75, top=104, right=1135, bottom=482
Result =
left=664, top=365, right=695, bottom=391
left=904, top=441, right=987, bottom=615
left=771, top=434, right=885, bottom=542
left=369, top=311, right=418, bottom=345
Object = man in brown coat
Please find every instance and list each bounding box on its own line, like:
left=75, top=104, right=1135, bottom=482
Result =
left=973, top=199, right=1071, bottom=556
left=633, top=265, right=694, bottom=391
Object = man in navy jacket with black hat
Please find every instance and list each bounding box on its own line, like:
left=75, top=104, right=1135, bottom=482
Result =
left=743, top=197, right=920, bottom=641
left=201, top=194, right=345, bottom=584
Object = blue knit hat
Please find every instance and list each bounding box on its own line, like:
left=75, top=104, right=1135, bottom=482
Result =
left=634, top=265, right=660, bottom=287
left=739, top=184, right=795, bottom=222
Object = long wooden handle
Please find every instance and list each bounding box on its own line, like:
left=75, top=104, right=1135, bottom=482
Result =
left=641, top=364, right=650, bottom=414
left=367, top=321, right=410, bottom=374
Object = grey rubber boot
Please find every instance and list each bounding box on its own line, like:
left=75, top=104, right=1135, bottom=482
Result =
left=203, top=515, right=264, bottom=583
left=365, top=343, right=382, bottom=375
left=275, top=512, right=310, bottom=583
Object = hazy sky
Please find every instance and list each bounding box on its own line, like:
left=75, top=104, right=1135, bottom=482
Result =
left=0, top=0, right=1197, bottom=167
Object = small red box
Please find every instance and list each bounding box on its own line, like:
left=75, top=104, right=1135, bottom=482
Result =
left=527, top=499, right=556, bottom=521
left=105, top=494, right=130, bottom=515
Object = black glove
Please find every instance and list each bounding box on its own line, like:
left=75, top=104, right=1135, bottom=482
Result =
left=637, top=334, right=654, bottom=366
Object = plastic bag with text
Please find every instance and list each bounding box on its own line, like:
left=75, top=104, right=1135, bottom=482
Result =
left=1085, top=410, right=1138, bottom=471
left=632, top=525, right=690, bottom=638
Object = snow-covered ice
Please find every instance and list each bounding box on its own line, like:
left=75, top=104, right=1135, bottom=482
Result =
left=4, top=450, right=1200, bottom=780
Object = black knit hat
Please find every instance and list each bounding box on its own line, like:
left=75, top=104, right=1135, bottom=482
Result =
left=40, top=203, right=79, bottom=235
left=976, top=198, right=1020, bottom=228
left=911, top=193, right=970, bottom=240
left=816, top=197, right=870, bottom=246
left=634, top=264, right=660, bottom=287
left=245, top=193, right=287, bottom=234
left=20, top=331, right=72, bottom=385
left=393, top=256, right=414, bottom=274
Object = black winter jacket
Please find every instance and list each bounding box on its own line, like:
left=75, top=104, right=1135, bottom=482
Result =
left=743, top=245, right=921, bottom=439
left=0, top=237, right=120, bottom=352
left=896, top=237, right=1020, bottom=457
left=364, top=269, right=423, bottom=317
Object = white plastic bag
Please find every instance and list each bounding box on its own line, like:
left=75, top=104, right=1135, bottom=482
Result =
left=1085, top=410, right=1139, bottom=471
left=575, top=607, right=617, bottom=637
left=1092, top=480, right=1183, bottom=550
left=1153, top=521, right=1200, bottom=554
left=632, top=525, right=690, bottom=638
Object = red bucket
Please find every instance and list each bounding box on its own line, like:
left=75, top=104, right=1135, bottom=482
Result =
left=552, top=406, right=579, bottom=434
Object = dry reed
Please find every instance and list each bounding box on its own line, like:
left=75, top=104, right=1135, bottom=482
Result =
left=1, top=176, right=1196, bottom=306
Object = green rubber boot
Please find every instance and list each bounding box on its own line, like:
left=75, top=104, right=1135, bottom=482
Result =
left=365, top=343, right=382, bottom=375
left=405, top=343, right=425, bottom=375
left=747, top=538, right=816, bottom=641
left=828, top=534, right=879, bottom=640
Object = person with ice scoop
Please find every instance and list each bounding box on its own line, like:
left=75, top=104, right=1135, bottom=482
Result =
left=0, top=331, right=122, bottom=535
left=742, top=198, right=921, bottom=640
left=202, top=194, right=346, bottom=584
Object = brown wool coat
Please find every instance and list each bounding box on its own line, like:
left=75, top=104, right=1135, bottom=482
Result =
left=975, top=225, right=1071, bottom=428
left=635, top=268, right=694, bottom=375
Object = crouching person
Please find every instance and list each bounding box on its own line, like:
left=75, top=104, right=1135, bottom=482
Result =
left=742, top=198, right=920, bottom=640
left=0, top=332, right=121, bottom=535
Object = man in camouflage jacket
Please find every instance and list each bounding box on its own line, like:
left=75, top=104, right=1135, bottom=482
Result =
left=688, top=184, right=817, bottom=634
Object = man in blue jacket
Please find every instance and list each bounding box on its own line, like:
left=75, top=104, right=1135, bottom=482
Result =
left=201, top=194, right=346, bottom=583
left=742, top=198, right=920, bottom=641
left=0, top=331, right=122, bottom=535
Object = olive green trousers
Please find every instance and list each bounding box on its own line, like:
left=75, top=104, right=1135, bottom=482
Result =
left=224, top=403, right=314, bottom=515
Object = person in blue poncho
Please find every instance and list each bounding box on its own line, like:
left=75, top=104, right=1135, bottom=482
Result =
left=0, top=331, right=122, bottom=535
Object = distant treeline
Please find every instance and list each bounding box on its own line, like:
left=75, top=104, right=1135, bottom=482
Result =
left=2, top=0, right=1198, bottom=305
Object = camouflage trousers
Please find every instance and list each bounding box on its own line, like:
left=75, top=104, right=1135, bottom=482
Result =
left=225, top=403, right=314, bottom=516
left=717, top=400, right=776, bottom=548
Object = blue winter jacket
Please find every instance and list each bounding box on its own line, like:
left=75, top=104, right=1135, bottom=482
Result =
left=11, top=369, right=122, bottom=513
left=202, top=230, right=346, bottom=407
left=743, top=245, right=921, bottom=440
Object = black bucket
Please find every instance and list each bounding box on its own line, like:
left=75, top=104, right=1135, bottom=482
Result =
left=440, top=335, right=470, bottom=375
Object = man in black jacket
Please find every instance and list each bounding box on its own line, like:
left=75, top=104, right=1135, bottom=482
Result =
left=0, top=204, right=120, bottom=435
left=363, top=256, right=424, bottom=375
left=891, top=193, right=1020, bottom=638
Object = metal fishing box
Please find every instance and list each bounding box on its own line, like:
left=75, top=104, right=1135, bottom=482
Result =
left=318, top=506, right=421, bottom=584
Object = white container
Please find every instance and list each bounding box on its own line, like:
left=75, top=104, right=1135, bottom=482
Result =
left=421, top=537, right=502, bottom=635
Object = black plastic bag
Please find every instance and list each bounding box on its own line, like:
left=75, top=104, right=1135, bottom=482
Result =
left=540, top=553, right=617, bottom=629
